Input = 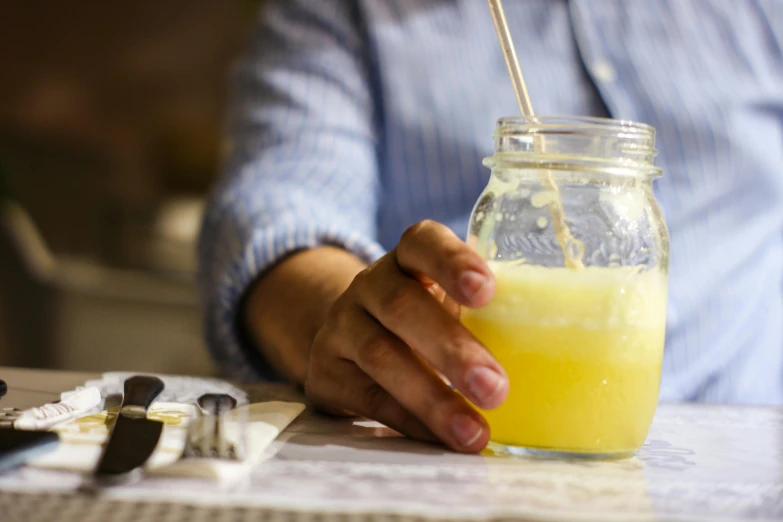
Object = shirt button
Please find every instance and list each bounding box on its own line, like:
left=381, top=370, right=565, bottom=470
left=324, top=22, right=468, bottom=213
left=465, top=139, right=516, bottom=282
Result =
left=591, top=61, right=617, bottom=83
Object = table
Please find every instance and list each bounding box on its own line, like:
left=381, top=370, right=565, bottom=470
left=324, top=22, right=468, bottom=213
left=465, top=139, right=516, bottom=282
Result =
left=1, top=366, right=782, bottom=522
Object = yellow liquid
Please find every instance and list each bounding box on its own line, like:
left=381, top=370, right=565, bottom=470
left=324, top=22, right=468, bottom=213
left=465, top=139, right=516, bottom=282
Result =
left=462, top=263, right=667, bottom=455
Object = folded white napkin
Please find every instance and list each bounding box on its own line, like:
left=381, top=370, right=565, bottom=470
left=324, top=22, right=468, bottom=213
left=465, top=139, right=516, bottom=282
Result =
left=13, top=387, right=102, bottom=431
left=27, top=401, right=305, bottom=483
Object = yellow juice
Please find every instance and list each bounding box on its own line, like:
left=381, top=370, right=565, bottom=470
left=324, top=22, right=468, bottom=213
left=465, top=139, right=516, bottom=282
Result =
left=461, top=263, right=667, bottom=456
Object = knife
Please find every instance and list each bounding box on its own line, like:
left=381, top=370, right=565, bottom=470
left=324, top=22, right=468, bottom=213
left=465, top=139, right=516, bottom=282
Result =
left=91, top=375, right=165, bottom=486
left=0, top=429, right=60, bottom=472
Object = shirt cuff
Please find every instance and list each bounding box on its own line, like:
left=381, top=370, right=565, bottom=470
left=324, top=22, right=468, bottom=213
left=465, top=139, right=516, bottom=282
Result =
left=203, top=221, right=385, bottom=382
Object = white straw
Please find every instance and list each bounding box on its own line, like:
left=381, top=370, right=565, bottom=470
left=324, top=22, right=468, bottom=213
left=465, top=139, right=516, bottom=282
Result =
left=486, top=0, right=585, bottom=269
left=487, top=0, right=535, bottom=117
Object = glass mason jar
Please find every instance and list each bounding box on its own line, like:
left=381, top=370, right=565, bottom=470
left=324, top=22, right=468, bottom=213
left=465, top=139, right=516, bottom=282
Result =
left=462, top=116, right=669, bottom=459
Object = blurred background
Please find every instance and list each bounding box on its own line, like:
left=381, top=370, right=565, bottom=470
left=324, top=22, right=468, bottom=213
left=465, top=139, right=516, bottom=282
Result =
left=0, top=1, right=262, bottom=375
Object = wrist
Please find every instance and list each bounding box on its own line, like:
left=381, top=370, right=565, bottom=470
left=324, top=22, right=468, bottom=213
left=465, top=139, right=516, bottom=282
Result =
left=242, top=247, right=366, bottom=383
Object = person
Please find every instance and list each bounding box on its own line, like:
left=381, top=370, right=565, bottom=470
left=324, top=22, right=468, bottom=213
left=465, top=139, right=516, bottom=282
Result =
left=197, top=0, right=783, bottom=453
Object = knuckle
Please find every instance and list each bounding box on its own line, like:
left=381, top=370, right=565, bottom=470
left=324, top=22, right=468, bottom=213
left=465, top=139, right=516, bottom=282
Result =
left=377, top=285, right=415, bottom=323
left=352, top=261, right=386, bottom=297
left=444, top=334, right=483, bottom=372
left=400, top=220, right=434, bottom=245
left=358, top=334, right=395, bottom=370
left=361, top=383, right=390, bottom=417
left=351, top=268, right=372, bottom=292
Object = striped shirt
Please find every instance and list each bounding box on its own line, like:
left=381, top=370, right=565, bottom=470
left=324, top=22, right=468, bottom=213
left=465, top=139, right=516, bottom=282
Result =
left=198, top=0, right=783, bottom=404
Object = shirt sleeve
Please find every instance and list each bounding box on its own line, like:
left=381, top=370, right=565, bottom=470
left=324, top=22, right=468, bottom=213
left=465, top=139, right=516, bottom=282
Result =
left=197, top=0, right=385, bottom=382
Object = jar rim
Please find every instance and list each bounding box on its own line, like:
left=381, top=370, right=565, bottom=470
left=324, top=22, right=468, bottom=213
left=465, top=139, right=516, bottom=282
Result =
left=489, top=115, right=662, bottom=178
left=496, top=115, right=656, bottom=137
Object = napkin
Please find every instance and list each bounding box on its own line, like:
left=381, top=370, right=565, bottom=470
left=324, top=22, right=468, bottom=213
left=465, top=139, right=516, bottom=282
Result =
left=13, top=387, right=102, bottom=431
left=26, top=400, right=305, bottom=483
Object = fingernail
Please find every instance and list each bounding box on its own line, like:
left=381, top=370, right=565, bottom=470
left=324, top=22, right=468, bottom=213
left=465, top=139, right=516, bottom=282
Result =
left=451, top=414, right=484, bottom=449
left=459, top=270, right=488, bottom=300
left=465, top=366, right=507, bottom=408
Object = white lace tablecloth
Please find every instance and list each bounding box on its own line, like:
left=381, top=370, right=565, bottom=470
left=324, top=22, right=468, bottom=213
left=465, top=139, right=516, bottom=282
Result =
left=1, top=373, right=782, bottom=522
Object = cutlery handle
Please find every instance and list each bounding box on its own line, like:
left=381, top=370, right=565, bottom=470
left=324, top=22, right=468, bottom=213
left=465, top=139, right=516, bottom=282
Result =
left=197, top=393, right=237, bottom=415
left=122, top=376, right=164, bottom=410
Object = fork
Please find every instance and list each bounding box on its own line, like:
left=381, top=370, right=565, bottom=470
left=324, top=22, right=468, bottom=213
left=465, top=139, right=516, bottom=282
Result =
left=184, top=393, right=239, bottom=459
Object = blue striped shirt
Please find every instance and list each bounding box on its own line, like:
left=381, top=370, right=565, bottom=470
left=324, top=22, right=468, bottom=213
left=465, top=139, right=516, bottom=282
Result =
left=198, top=0, right=783, bottom=404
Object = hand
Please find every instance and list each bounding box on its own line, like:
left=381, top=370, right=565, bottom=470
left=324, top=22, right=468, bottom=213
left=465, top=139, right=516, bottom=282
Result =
left=304, top=220, right=508, bottom=452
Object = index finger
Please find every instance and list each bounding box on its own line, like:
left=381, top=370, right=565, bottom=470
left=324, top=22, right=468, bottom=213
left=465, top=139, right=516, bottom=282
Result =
left=396, top=220, right=495, bottom=308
